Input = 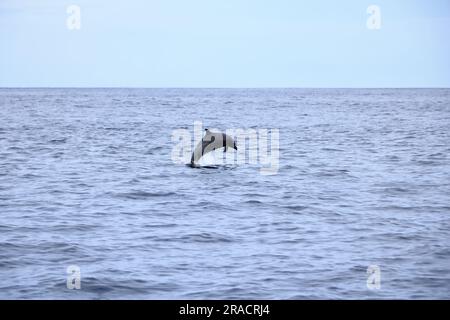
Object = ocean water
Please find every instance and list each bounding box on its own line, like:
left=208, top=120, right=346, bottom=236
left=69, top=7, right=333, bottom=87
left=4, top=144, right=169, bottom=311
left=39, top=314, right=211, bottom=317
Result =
left=0, top=88, right=449, bottom=299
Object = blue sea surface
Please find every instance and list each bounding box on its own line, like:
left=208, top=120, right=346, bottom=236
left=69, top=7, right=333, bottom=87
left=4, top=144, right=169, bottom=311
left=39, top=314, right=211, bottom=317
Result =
left=0, top=88, right=449, bottom=299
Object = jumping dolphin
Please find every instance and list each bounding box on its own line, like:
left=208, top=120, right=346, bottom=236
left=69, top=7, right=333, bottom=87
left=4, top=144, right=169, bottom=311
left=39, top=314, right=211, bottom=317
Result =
left=190, top=129, right=237, bottom=166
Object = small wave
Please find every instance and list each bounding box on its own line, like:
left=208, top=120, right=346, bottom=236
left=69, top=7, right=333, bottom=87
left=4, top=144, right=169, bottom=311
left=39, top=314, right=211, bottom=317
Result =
left=50, top=223, right=99, bottom=232
left=49, top=138, right=67, bottom=144
left=241, top=193, right=267, bottom=197
left=145, top=146, right=163, bottom=154
left=282, top=164, right=299, bottom=170
left=142, top=223, right=178, bottom=228
left=412, top=159, right=441, bottom=166
left=112, top=191, right=176, bottom=200
left=381, top=187, right=416, bottom=195
left=244, top=199, right=263, bottom=204
left=284, top=205, right=308, bottom=211
left=102, top=127, right=128, bottom=131
left=321, top=147, right=344, bottom=152
left=21, top=173, right=44, bottom=179
left=179, top=232, right=233, bottom=243
left=315, top=169, right=350, bottom=177
left=7, top=146, right=23, bottom=151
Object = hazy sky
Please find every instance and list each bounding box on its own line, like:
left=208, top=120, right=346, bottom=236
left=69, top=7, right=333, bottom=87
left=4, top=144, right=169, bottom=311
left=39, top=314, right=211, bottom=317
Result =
left=1, top=0, right=449, bottom=87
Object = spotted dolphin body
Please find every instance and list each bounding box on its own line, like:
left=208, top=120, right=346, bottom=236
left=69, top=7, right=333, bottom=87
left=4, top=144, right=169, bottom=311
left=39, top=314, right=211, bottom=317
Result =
left=190, top=129, right=237, bottom=166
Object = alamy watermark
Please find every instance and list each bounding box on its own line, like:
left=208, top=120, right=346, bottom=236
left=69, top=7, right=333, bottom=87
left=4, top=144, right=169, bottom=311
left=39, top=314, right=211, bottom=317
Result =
left=171, top=121, right=280, bottom=175
left=367, top=5, right=381, bottom=30
left=366, top=265, right=381, bottom=290
left=66, top=5, right=81, bottom=30
left=66, top=265, right=81, bottom=290
left=65, top=5, right=380, bottom=31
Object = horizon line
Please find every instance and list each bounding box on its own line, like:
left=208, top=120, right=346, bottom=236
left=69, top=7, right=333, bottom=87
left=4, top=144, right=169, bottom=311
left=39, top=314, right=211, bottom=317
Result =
left=1, top=86, right=450, bottom=90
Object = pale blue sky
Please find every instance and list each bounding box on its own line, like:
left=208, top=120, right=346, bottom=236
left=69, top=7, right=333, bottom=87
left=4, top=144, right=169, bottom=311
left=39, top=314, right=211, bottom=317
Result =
left=1, top=0, right=449, bottom=87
